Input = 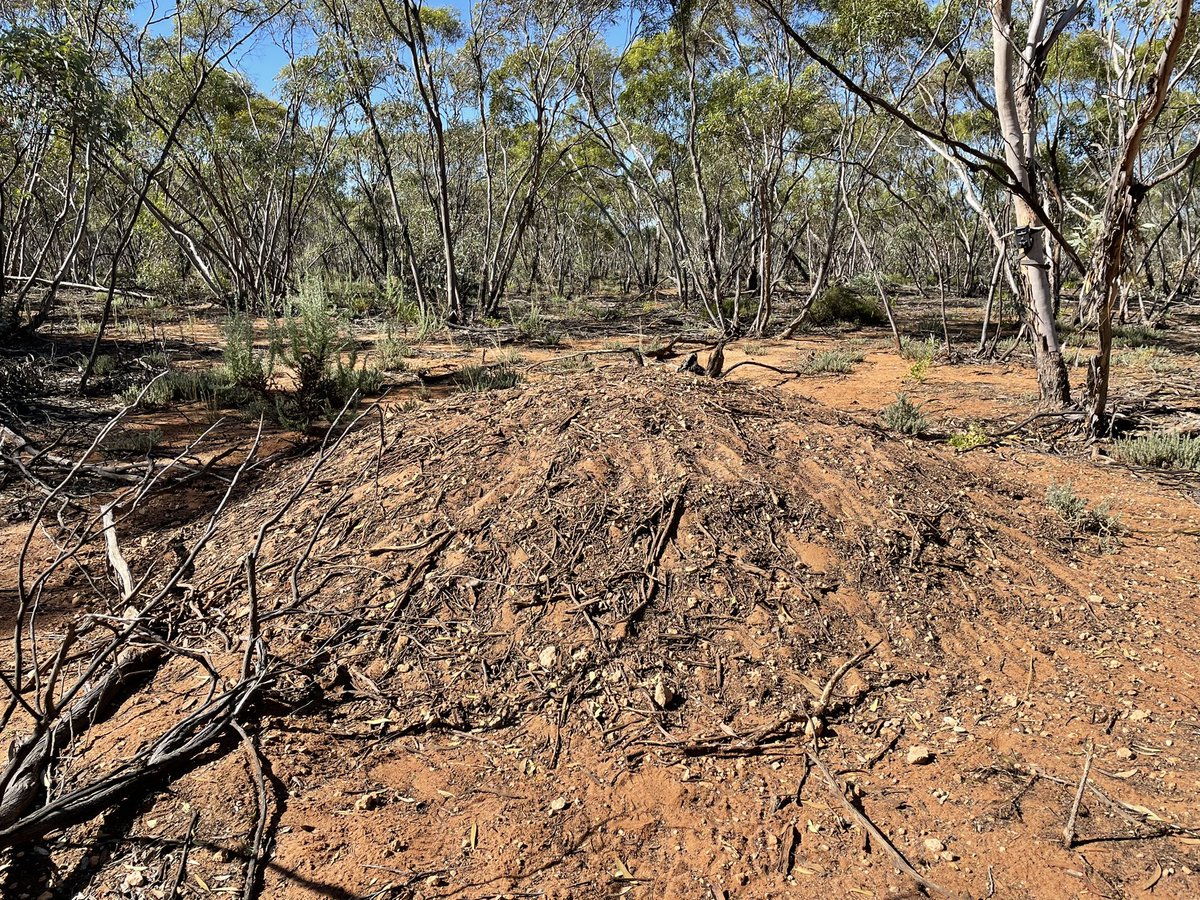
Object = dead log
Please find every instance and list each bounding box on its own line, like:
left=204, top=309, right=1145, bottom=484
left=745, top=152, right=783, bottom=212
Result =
left=0, top=648, right=165, bottom=833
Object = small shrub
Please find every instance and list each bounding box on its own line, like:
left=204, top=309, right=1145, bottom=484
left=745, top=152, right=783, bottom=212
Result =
left=1111, top=432, right=1200, bottom=471
left=908, top=358, right=930, bottom=384
left=949, top=423, right=989, bottom=451
left=808, top=285, right=886, bottom=327
left=1046, top=480, right=1088, bottom=521
left=91, top=354, right=119, bottom=377
left=799, top=349, right=865, bottom=375
left=331, top=355, right=382, bottom=404
left=882, top=393, right=928, bottom=435
left=222, top=315, right=272, bottom=391
left=285, top=278, right=346, bottom=401
left=454, top=364, right=521, bottom=393
left=1047, top=481, right=1122, bottom=536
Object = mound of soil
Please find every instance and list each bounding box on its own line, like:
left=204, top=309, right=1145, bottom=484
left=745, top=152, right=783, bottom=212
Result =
left=11, top=368, right=1200, bottom=899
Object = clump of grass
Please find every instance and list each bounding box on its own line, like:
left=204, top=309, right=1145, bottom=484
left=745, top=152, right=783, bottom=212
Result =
left=377, top=325, right=414, bottom=373
left=454, top=364, right=521, bottom=393
left=91, top=354, right=119, bottom=377
left=492, top=348, right=524, bottom=367
left=882, top=393, right=929, bottom=435
left=547, top=355, right=594, bottom=373
left=104, top=427, right=163, bottom=455
left=741, top=341, right=766, bottom=357
left=799, top=348, right=865, bottom=375
left=949, top=422, right=989, bottom=451
left=120, top=369, right=231, bottom=409
left=808, top=285, right=886, bottom=327
left=1113, top=346, right=1177, bottom=373
left=1110, top=432, right=1200, bottom=471
left=414, top=306, right=445, bottom=342
left=900, top=335, right=938, bottom=362
left=1, top=356, right=44, bottom=404
left=383, top=276, right=420, bottom=325
left=1113, top=323, right=1167, bottom=349
left=1046, top=481, right=1123, bottom=536
left=511, top=301, right=562, bottom=345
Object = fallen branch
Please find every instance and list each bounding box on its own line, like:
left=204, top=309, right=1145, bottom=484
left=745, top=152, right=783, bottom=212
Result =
left=1062, top=740, right=1094, bottom=848
left=807, top=746, right=962, bottom=900
left=0, top=648, right=166, bottom=834
left=720, top=360, right=804, bottom=379
left=102, top=503, right=136, bottom=602
left=1, top=424, right=146, bottom=484
left=525, top=347, right=645, bottom=370
left=812, top=639, right=883, bottom=724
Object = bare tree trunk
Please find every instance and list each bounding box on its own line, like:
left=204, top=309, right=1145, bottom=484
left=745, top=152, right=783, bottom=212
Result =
left=1083, top=0, right=1192, bottom=438
left=992, top=0, right=1070, bottom=406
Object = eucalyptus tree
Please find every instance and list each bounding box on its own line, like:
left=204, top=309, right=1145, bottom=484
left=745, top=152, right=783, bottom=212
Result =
left=80, top=0, right=290, bottom=389
left=311, top=0, right=441, bottom=315
left=1079, top=0, right=1196, bottom=436
left=753, top=0, right=1199, bottom=416
left=0, top=7, right=119, bottom=336
left=110, top=57, right=339, bottom=308
left=464, top=0, right=616, bottom=316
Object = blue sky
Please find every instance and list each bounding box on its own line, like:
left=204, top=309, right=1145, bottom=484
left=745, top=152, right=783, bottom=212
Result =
left=134, top=1, right=641, bottom=98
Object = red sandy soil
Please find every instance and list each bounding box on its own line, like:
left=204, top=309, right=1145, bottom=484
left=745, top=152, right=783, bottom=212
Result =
left=2, top=306, right=1199, bottom=900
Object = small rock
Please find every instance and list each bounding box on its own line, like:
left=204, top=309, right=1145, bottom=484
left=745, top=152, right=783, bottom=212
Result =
left=653, top=675, right=675, bottom=708
left=924, top=838, right=946, bottom=854
left=1116, top=746, right=1136, bottom=760
left=538, top=645, right=558, bottom=670
left=941, top=850, right=959, bottom=862
left=124, top=871, right=146, bottom=889
left=355, top=791, right=385, bottom=811
left=549, top=795, right=568, bottom=812
left=907, top=745, right=934, bottom=765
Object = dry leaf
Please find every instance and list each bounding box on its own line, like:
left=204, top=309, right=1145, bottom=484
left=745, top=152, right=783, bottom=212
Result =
left=1141, top=862, right=1163, bottom=892
left=612, top=857, right=635, bottom=880
left=1125, top=803, right=1163, bottom=821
